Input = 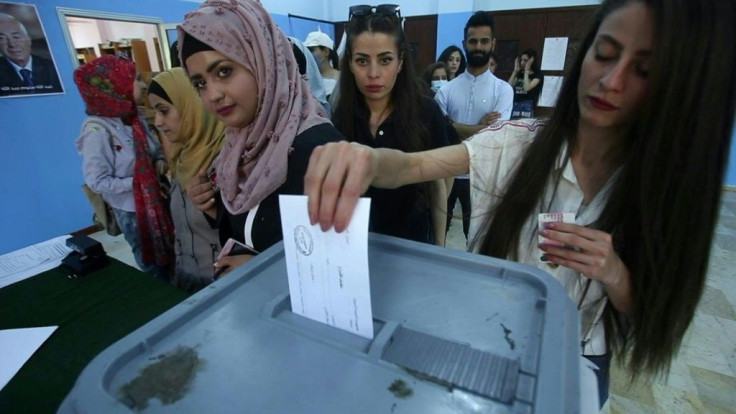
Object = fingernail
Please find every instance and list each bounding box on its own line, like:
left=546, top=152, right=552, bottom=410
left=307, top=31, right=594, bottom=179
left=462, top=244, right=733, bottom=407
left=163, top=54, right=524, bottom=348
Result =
left=540, top=254, right=548, bottom=262
left=545, top=223, right=556, bottom=229
left=540, top=229, right=549, bottom=236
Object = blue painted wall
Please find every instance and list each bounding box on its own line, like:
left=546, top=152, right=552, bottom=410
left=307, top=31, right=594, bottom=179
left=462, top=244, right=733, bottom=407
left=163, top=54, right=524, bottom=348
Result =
left=0, top=0, right=201, bottom=255
left=0, top=0, right=332, bottom=255
left=436, top=11, right=472, bottom=61
left=283, top=15, right=335, bottom=46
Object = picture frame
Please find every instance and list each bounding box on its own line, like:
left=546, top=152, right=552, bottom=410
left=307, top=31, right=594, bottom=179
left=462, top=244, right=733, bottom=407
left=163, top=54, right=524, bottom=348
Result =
left=0, top=1, right=64, bottom=98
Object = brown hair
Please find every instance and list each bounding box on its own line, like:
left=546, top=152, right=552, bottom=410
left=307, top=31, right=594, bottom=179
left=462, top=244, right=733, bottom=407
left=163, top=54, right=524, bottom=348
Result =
left=476, top=0, right=735, bottom=377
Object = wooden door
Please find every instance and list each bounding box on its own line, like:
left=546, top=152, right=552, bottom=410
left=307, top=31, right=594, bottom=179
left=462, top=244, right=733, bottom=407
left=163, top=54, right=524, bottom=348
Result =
left=403, top=15, right=437, bottom=75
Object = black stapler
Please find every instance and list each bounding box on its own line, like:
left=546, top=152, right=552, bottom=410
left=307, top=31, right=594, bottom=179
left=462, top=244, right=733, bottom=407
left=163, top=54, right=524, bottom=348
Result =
left=62, top=235, right=109, bottom=276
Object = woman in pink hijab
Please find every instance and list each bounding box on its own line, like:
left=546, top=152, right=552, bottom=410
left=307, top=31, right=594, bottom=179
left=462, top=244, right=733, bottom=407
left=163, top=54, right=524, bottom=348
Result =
left=179, top=0, right=345, bottom=277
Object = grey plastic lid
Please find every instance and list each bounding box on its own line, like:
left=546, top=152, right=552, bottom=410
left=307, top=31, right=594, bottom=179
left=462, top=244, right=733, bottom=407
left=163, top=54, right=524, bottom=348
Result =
left=59, top=234, right=580, bottom=413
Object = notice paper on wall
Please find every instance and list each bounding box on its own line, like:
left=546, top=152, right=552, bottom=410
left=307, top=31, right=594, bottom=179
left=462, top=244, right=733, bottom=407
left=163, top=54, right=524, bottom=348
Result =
left=538, top=76, right=564, bottom=107
left=279, top=195, right=374, bottom=339
left=541, top=37, right=569, bottom=71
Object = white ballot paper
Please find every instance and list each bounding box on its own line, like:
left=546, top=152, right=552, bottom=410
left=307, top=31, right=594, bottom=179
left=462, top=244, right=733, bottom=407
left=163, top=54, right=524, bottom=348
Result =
left=279, top=195, right=374, bottom=339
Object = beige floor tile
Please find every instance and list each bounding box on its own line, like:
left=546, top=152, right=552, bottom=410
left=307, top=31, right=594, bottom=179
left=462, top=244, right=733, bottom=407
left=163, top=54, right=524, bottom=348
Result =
left=610, top=361, right=657, bottom=407
left=689, top=366, right=736, bottom=413
left=608, top=395, right=657, bottom=414
left=89, top=231, right=138, bottom=269
left=662, top=354, right=699, bottom=395
left=697, top=286, right=736, bottom=321
left=706, top=254, right=736, bottom=309
left=651, top=383, right=707, bottom=414
left=688, top=316, right=736, bottom=378
left=682, top=315, right=734, bottom=377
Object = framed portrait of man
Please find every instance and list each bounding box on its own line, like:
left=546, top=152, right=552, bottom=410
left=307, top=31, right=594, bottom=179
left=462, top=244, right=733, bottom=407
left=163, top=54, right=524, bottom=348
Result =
left=0, top=2, right=64, bottom=98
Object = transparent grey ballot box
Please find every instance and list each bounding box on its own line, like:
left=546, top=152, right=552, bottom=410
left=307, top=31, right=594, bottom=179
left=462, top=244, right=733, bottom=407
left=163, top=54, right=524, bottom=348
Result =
left=59, top=234, right=580, bottom=414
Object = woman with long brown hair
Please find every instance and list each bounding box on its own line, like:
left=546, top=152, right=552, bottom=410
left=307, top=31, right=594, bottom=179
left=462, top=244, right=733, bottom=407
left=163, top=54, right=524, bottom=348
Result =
left=305, top=0, right=735, bottom=404
left=331, top=5, right=450, bottom=245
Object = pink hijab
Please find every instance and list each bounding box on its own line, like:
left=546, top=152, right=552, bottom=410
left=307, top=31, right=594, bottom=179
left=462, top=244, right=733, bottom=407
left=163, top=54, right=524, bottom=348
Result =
left=178, top=0, right=329, bottom=215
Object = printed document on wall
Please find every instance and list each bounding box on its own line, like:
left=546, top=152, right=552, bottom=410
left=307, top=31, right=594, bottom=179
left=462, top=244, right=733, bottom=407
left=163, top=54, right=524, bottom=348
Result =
left=279, top=195, right=374, bottom=339
left=541, top=37, right=568, bottom=71
left=539, top=76, right=564, bottom=107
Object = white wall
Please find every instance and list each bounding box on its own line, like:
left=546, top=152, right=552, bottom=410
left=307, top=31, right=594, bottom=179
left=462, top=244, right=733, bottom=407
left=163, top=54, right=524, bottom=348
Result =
left=258, top=0, right=330, bottom=19
left=67, top=18, right=102, bottom=49
left=100, top=20, right=161, bottom=72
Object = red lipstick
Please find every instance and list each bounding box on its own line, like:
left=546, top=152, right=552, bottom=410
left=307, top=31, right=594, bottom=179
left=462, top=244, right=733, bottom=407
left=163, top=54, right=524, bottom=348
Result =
left=217, top=105, right=235, bottom=116
left=588, top=96, right=617, bottom=111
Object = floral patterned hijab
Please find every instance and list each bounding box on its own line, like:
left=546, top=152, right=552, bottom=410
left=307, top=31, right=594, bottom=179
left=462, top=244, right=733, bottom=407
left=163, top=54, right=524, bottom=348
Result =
left=178, top=0, right=330, bottom=215
left=74, top=54, right=138, bottom=119
left=74, top=55, right=174, bottom=269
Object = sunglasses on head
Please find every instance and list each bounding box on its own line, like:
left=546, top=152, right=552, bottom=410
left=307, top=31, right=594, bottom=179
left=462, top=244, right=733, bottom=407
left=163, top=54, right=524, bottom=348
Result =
left=348, top=4, right=401, bottom=20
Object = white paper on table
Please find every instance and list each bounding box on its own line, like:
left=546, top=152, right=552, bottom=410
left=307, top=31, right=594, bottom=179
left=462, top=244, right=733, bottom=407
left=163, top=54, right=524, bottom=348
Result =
left=541, top=37, right=569, bottom=71
left=279, top=195, right=374, bottom=339
left=538, top=75, right=564, bottom=107
left=0, top=326, right=58, bottom=391
left=0, top=236, right=72, bottom=289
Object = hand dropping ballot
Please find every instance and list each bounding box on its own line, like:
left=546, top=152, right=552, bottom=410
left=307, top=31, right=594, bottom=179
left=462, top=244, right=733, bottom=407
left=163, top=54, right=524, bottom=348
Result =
left=279, top=195, right=374, bottom=339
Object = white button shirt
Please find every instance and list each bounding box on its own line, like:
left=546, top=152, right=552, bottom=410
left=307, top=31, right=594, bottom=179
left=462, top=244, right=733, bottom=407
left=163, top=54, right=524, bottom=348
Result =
left=464, top=119, right=616, bottom=356
left=434, top=69, right=514, bottom=125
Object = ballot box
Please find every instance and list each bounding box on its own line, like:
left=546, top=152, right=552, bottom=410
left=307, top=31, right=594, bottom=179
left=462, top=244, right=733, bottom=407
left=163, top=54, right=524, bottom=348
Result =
left=59, top=234, right=580, bottom=413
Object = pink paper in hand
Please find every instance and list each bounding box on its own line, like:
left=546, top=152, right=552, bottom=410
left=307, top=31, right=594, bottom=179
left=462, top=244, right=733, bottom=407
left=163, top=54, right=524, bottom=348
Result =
left=217, top=238, right=258, bottom=261
left=537, top=213, right=575, bottom=246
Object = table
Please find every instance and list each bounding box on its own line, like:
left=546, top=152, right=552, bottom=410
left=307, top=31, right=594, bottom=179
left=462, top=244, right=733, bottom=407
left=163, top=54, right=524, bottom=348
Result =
left=0, top=258, right=190, bottom=413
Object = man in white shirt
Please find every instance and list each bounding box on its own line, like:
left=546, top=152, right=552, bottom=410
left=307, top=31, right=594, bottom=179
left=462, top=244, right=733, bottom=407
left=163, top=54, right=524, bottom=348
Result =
left=434, top=11, right=513, bottom=240
left=435, top=11, right=513, bottom=138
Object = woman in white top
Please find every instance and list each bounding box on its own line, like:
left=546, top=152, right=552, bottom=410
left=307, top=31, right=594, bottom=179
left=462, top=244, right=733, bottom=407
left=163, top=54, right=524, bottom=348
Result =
left=305, top=30, right=340, bottom=97
left=303, top=0, right=735, bottom=406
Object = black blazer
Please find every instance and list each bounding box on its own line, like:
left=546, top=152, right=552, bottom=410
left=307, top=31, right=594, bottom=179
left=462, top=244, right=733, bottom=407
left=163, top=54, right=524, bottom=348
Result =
left=0, top=55, right=63, bottom=96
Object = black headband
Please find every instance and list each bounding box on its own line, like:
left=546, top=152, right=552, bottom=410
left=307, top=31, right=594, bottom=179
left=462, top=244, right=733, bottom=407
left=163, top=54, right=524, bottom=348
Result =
left=147, top=80, right=171, bottom=104
left=180, top=32, right=215, bottom=66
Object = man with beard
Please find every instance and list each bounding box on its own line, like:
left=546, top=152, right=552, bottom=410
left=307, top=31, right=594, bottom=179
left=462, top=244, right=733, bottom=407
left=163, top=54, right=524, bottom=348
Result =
left=434, top=11, right=513, bottom=138
left=434, top=11, right=513, bottom=241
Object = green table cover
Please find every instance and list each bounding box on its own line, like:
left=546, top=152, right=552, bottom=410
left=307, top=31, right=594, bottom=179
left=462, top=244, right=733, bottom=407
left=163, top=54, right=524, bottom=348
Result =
left=0, top=258, right=190, bottom=413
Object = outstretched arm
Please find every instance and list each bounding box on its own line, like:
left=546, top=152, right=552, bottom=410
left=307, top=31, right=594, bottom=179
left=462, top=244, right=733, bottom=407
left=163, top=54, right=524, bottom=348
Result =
left=304, top=141, right=469, bottom=232
left=430, top=179, right=448, bottom=246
